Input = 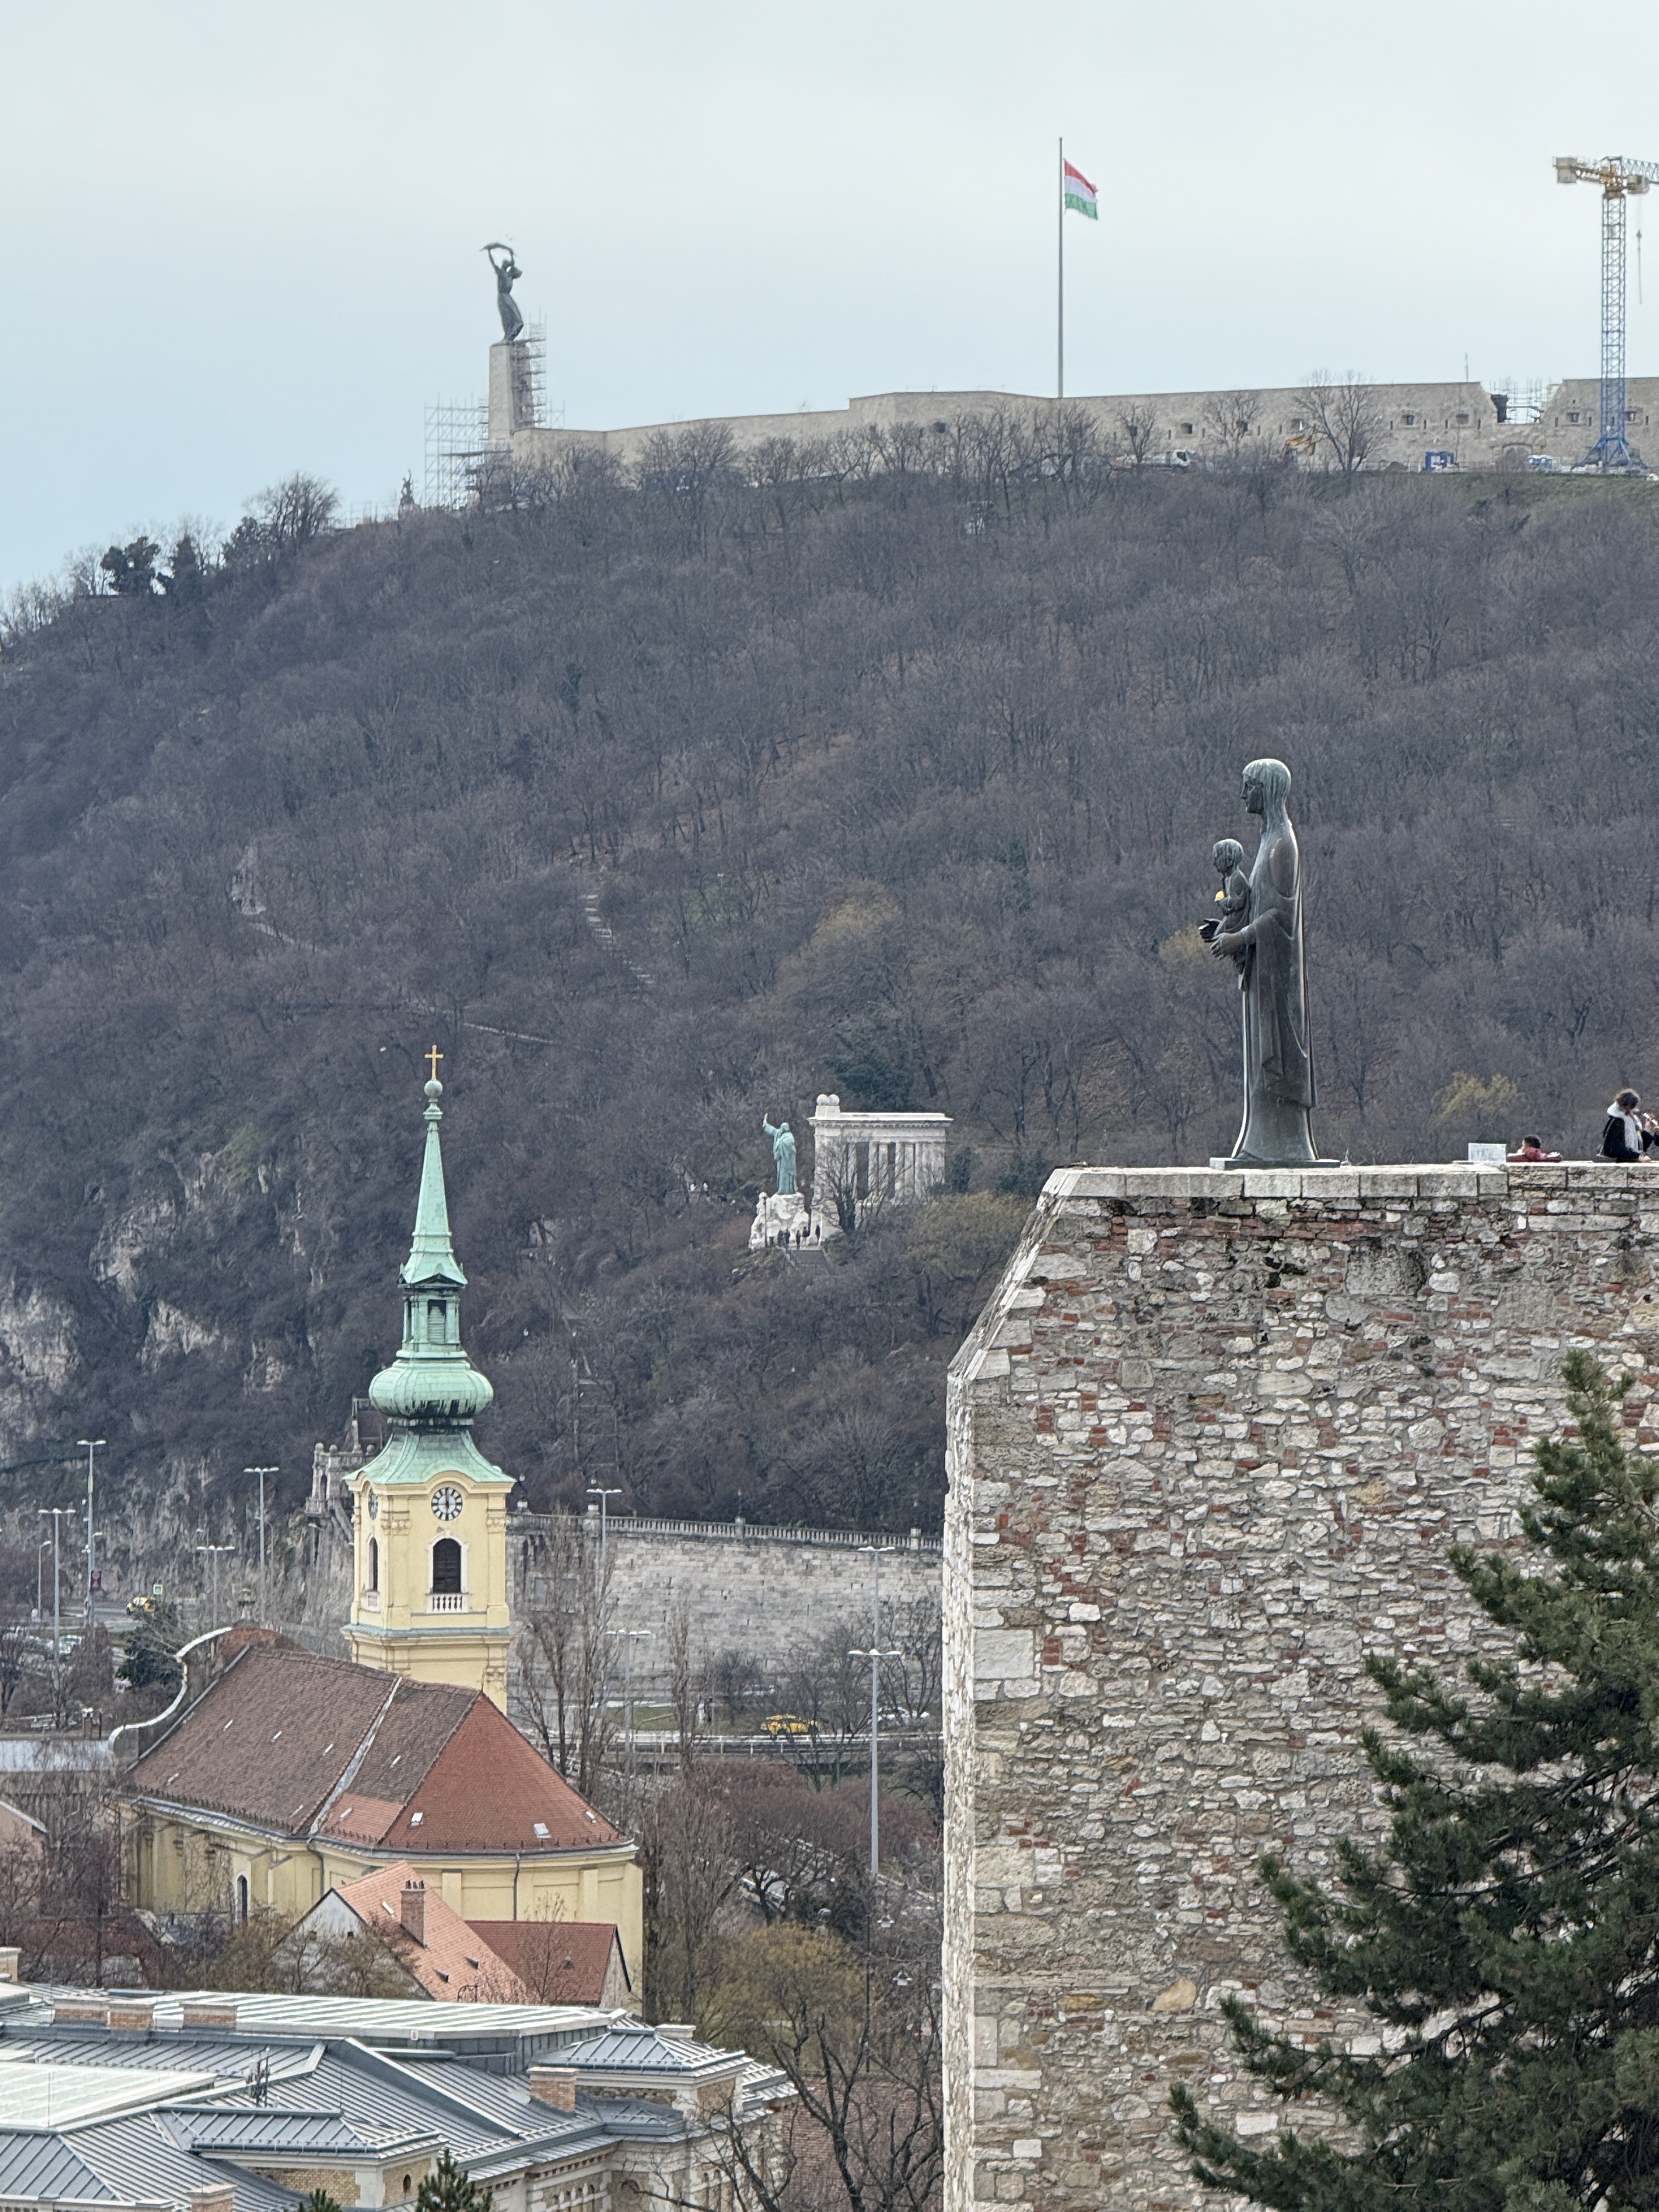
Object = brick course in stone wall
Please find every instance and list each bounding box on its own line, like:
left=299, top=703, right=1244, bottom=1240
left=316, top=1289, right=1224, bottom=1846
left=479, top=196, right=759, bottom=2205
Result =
left=943, top=1162, right=1659, bottom=2212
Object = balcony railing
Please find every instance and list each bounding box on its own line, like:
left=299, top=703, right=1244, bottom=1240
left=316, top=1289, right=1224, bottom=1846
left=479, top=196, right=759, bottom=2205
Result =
left=425, top=1591, right=467, bottom=1612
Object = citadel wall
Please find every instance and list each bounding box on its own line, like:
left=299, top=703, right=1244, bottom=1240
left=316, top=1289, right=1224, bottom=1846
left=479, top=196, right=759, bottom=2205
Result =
left=943, top=1161, right=1659, bottom=2210
left=505, top=372, right=1656, bottom=478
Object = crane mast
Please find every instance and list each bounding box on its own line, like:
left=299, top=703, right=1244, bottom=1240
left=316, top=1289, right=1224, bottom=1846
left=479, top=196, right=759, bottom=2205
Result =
left=1555, top=155, right=1659, bottom=471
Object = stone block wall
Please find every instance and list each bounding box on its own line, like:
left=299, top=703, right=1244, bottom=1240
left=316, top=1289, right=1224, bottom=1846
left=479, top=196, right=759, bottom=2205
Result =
left=943, top=1163, right=1659, bottom=2211
left=515, top=1516, right=940, bottom=1695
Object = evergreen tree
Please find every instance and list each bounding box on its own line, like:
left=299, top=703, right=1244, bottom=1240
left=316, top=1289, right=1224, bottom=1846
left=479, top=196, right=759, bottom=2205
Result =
left=416, top=2149, right=493, bottom=2212
left=118, top=1596, right=184, bottom=1695
left=1172, top=1353, right=1659, bottom=2209
left=298, top=2193, right=343, bottom=2212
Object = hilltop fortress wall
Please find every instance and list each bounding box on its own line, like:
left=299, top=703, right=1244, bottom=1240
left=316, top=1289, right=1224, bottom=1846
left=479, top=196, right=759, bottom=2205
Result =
left=496, top=359, right=1653, bottom=478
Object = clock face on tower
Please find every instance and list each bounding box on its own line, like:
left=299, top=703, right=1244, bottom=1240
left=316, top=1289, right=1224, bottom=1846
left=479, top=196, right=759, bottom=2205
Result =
left=431, top=1485, right=464, bottom=1523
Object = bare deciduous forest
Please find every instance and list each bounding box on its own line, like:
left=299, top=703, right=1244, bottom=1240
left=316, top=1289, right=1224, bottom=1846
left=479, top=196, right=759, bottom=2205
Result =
left=0, top=442, right=1652, bottom=1537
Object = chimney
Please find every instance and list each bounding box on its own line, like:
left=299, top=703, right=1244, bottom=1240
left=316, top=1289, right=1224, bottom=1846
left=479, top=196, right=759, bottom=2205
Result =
left=179, top=1997, right=238, bottom=2031
left=0, top=1944, right=20, bottom=1982
left=52, top=1995, right=111, bottom=2027
left=189, top=2188, right=236, bottom=2212
left=109, top=1995, right=157, bottom=2033
left=400, top=1878, right=427, bottom=1945
left=527, top=2064, right=578, bottom=2111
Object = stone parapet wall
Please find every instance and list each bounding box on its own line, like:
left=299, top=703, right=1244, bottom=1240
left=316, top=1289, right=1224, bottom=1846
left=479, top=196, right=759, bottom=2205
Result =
left=944, top=1162, right=1659, bottom=2212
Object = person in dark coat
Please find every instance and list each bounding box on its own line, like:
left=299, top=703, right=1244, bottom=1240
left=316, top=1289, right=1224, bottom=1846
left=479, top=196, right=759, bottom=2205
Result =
left=1600, top=1090, right=1657, bottom=1160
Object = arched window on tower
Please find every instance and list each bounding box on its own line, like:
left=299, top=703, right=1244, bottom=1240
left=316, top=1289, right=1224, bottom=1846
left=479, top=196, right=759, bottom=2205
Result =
left=431, top=1538, right=462, bottom=1596
left=427, top=1299, right=447, bottom=1344
left=366, top=1537, right=378, bottom=1592
left=236, top=1874, right=250, bottom=1924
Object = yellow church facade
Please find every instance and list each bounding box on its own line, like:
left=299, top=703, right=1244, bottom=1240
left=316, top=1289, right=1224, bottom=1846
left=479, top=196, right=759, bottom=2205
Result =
left=122, top=1066, right=643, bottom=1985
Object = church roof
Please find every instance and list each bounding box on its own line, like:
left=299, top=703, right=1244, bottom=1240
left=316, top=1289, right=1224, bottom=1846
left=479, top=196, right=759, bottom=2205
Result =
left=125, top=1643, right=625, bottom=1855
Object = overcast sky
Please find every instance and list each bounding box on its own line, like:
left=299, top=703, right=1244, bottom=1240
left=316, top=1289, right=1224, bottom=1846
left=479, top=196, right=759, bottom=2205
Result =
left=5, top=0, right=1659, bottom=592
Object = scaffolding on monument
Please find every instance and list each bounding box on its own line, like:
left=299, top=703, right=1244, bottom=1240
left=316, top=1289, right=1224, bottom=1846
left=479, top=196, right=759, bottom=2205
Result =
left=424, top=398, right=489, bottom=510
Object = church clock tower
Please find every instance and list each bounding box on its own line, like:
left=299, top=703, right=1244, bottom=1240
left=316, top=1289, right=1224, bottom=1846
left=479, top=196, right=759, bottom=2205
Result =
left=345, top=1058, right=514, bottom=1708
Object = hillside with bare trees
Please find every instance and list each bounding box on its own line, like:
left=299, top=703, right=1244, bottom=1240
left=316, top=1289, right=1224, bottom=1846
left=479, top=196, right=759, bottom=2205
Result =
left=0, top=442, right=1652, bottom=1551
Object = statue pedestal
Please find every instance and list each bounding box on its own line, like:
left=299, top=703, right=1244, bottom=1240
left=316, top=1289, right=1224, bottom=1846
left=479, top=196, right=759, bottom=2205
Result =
left=487, top=342, right=534, bottom=443
left=749, top=1192, right=808, bottom=1251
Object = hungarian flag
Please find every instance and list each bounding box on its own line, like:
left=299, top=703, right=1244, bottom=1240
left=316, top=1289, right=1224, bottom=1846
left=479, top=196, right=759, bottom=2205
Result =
left=1063, top=159, right=1098, bottom=219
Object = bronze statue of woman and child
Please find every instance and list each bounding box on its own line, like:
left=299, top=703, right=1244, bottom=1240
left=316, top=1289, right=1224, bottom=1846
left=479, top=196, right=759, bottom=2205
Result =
left=1200, top=756, right=1333, bottom=1169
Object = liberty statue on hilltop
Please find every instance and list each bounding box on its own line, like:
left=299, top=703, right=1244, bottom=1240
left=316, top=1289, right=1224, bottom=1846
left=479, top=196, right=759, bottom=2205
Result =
left=484, top=242, right=524, bottom=343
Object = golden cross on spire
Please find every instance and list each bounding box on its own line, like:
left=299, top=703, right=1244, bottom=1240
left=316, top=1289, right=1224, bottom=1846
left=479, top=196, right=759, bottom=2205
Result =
left=426, top=1045, right=444, bottom=1082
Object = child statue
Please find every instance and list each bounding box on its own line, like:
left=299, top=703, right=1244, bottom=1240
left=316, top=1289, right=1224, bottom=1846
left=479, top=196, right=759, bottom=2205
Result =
left=1199, top=837, right=1251, bottom=984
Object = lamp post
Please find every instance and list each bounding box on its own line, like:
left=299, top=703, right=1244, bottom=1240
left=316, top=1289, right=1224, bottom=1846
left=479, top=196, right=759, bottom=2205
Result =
left=37, top=1505, right=72, bottom=1713
left=585, top=1486, right=622, bottom=1562
left=854, top=1544, right=902, bottom=1882
left=244, top=1466, right=278, bottom=1626
left=36, top=1538, right=50, bottom=1620
left=195, top=1541, right=235, bottom=1631
left=76, top=1440, right=105, bottom=1627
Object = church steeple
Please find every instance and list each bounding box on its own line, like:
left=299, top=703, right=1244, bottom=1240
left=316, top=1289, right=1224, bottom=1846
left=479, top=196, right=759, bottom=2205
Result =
left=348, top=1060, right=514, bottom=1709
left=369, top=1065, right=493, bottom=1427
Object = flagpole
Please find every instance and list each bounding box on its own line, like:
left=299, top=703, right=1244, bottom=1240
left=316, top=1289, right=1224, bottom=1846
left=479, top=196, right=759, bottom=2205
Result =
left=1057, top=136, right=1065, bottom=402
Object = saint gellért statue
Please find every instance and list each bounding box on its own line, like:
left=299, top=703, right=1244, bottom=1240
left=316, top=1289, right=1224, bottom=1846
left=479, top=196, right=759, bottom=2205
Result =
left=1204, top=757, right=1325, bottom=1169
left=484, top=242, right=524, bottom=343
left=763, top=1117, right=798, bottom=1197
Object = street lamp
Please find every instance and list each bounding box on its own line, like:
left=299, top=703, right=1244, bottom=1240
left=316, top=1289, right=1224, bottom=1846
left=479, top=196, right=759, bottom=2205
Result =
left=75, top=1440, right=105, bottom=1626
left=37, top=1505, right=74, bottom=1711
left=585, top=1486, right=622, bottom=1561
left=854, top=1544, right=902, bottom=1882
left=195, top=1541, right=235, bottom=1631
left=244, top=1467, right=278, bottom=1626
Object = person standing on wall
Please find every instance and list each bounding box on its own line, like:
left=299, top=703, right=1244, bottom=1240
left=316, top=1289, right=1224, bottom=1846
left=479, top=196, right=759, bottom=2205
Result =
left=1599, top=1088, right=1658, bottom=1160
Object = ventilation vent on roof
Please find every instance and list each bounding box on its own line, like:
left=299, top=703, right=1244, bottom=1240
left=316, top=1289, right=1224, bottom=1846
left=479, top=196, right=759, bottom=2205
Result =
left=584, top=1810, right=595, bottom=1822
left=222, top=1719, right=235, bottom=1731
left=533, top=1822, right=550, bottom=1839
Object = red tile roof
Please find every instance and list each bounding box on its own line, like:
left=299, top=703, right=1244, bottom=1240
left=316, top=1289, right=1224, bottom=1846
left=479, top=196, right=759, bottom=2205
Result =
left=378, top=1695, right=623, bottom=1854
left=125, top=1642, right=623, bottom=1858
left=330, top=1862, right=531, bottom=2003
left=465, top=1919, right=630, bottom=2007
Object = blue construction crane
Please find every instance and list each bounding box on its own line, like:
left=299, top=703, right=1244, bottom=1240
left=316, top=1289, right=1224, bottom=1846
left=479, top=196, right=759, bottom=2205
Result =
left=1555, top=155, right=1659, bottom=471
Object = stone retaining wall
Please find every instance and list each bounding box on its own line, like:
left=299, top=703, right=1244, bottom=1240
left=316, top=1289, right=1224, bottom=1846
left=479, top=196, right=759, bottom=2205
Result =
left=944, top=1162, right=1659, bottom=2211
left=516, top=1516, right=940, bottom=1691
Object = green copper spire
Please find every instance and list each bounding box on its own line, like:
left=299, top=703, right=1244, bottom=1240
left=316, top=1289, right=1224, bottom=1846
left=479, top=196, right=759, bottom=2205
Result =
left=402, top=1073, right=467, bottom=1289
left=368, top=1065, right=494, bottom=1430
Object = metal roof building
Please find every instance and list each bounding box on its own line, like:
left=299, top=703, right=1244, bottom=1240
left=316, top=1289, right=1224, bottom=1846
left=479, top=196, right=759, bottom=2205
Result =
left=0, top=1984, right=790, bottom=2211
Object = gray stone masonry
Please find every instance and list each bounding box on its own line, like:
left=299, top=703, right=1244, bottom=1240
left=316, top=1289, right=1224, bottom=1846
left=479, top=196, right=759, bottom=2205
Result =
left=943, top=1163, right=1659, bottom=2212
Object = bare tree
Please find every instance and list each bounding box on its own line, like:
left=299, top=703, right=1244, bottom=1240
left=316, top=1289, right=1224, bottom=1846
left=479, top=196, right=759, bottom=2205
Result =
left=514, top=1515, right=614, bottom=1799
left=665, top=1592, right=703, bottom=1780
left=1118, top=404, right=1161, bottom=466
left=1201, top=388, right=1263, bottom=463
left=704, top=1914, right=944, bottom=2212
left=1297, top=370, right=1382, bottom=484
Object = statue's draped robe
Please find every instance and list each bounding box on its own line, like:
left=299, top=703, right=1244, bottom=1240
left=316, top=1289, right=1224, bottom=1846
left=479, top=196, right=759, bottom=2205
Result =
left=765, top=1123, right=798, bottom=1196
left=1232, top=820, right=1318, bottom=1164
